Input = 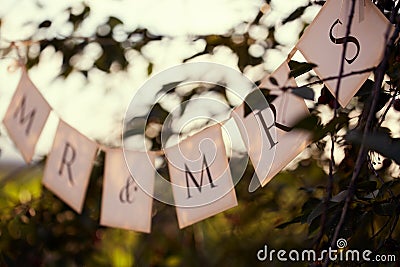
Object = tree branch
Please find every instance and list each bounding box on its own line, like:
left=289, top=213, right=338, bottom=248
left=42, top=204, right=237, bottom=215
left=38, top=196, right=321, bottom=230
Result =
left=328, top=8, right=400, bottom=267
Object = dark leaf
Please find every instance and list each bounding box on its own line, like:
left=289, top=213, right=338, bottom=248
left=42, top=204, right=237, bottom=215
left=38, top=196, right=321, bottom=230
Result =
left=290, top=86, right=314, bottom=100
left=147, top=63, right=153, bottom=75
left=288, top=60, right=317, bottom=78
left=357, top=180, right=378, bottom=192
left=293, top=114, right=320, bottom=132
left=312, top=113, right=349, bottom=141
left=373, top=202, right=397, bottom=216
left=306, top=201, right=338, bottom=224
left=108, top=16, right=123, bottom=29
left=378, top=180, right=400, bottom=198
left=269, top=76, right=279, bottom=86
left=331, top=190, right=348, bottom=202
left=123, top=117, right=147, bottom=138
left=243, top=89, right=276, bottom=117
left=148, top=103, right=170, bottom=123
left=355, top=79, right=374, bottom=97
left=159, top=81, right=183, bottom=94
left=276, top=216, right=302, bottom=229
left=282, top=5, right=308, bottom=24
left=94, top=40, right=127, bottom=72
left=346, top=130, right=400, bottom=164
left=376, top=92, right=391, bottom=112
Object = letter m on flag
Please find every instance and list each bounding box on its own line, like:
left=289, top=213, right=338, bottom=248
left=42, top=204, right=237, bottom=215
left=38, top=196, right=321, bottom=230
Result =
left=3, top=69, right=51, bottom=163
left=184, top=154, right=217, bottom=198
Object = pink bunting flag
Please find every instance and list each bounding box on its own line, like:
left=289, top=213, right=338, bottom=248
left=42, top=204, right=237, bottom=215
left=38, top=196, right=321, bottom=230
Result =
left=3, top=68, right=51, bottom=163
left=296, top=0, right=393, bottom=107
left=165, top=124, right=238, bottom=228
left=233, top=62, right=311, bottom=187
left=101, top=149, right=155, bottom=233
left=42, top=120, right=98, bottom=213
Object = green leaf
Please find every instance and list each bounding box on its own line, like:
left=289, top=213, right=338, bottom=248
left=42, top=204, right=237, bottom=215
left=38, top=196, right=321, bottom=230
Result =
left=288, top=60, right=317, bottom=78
left=306, top=201, right=338, bottom=225
left=373, top=202, right=397, bottom=216
left=108, top=16, right=123, bottom=29
left=357, top=181, right=378, bottom=192
left=346, top=130, right=400, bottom=165
left=290, top=86, right=314, bottom=100
left=378, top=180, right=400, bottom=198
left=293, top=114, right=320, bottom=132
left=276, top=216, right=302, bottom=229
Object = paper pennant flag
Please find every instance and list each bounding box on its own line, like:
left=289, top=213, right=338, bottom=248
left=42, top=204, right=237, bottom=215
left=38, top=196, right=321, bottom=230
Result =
left=3, top=68, right=51, bottom=163
left=296, top=0, right=393, bottom=107
left=165, top=124, right=238, bottom=229
left=100, top=149, right=155, bottom=233
left=233, top=62, right=311, bottom=187
left=43, top=120, right=98, bottom=213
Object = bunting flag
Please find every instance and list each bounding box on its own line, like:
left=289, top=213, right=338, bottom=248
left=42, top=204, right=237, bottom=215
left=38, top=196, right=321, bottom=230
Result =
left=296, top=0, right=393, bottom=107
left=165, top=124, right=238, bottom=229
left=3, top=68, right=51, bottom=163
left=233, top=62, right=311, bottom=186
left=42, top=120, right=98, bottom=213
left=100, top=149, right=155, bottom=233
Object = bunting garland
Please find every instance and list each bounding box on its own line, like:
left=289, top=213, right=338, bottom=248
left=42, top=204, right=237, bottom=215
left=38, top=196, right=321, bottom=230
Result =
left=1, top=0, right=394, bottom=231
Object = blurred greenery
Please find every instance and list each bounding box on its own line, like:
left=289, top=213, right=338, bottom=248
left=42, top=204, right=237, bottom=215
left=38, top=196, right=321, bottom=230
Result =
left=0, top=155, right=327, bottom=267
left=1, top=0, right=400, bottom=266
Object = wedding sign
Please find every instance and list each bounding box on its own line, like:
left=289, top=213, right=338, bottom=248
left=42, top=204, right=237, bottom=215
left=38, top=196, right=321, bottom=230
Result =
left=101, top=149, right=155, bottom=233
left=233, top=62, right=311, bottom=186
left=42, top=120, right=98, bottom=213
left=165, top=124, right=238, bottom=228
left=3, top=68, right=51, bottom=163
left=296, top=0, right=393, bottom=107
